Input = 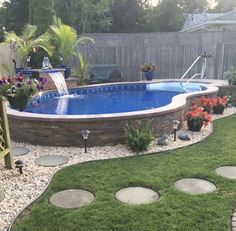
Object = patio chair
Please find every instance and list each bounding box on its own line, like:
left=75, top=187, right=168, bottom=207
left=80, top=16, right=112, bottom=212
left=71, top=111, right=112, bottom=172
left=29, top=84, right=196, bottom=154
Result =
left=89, top=64, right=123, bottom=84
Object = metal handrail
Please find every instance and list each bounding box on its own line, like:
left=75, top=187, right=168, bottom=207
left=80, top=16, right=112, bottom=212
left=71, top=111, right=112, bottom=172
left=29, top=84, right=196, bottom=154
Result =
left=186, top=73, right=201, bottom=84
left=180, top=52, right=211, bottom=86
left=180, top=55, right=201, bottom=82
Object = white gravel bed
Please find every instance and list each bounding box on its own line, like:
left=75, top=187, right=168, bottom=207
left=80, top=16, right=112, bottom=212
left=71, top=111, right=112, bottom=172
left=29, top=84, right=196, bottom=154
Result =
left=0, top=107, right=236, bottom=231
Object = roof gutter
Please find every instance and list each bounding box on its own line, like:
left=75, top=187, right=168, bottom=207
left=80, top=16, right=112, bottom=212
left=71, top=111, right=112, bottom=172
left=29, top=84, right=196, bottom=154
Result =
left=181, top=20, right=236, bottom=32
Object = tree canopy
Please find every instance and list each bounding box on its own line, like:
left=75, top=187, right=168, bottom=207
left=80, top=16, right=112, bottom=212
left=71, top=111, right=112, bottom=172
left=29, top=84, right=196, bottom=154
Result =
left=0, top=0, right=236, bottom=34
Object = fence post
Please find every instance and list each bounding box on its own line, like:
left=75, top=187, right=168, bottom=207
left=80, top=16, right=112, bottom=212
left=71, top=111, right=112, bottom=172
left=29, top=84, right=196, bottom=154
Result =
left=0, top=99, right=13, bottom=169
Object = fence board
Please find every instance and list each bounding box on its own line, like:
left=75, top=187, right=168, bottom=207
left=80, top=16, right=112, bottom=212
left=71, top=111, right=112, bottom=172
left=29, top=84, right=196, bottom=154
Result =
left=74, top=32, right=236, bottom=81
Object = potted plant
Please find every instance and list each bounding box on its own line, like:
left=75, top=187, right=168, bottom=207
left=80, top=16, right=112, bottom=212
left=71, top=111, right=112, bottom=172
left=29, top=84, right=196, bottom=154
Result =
left=225, top=66, right=236, bottom=85
left=212, top=96, right=228, bottom=114
left=141, top=63, right=156, bottom=81
left=48, top=17, right=94, bottom=79
left=0, top=74, right=47, bottom=111
left=192, top=96, right=215, bottom=114
left=185, top=105, right=212, bottom=132
left=4, top=24, right=53, bottom=73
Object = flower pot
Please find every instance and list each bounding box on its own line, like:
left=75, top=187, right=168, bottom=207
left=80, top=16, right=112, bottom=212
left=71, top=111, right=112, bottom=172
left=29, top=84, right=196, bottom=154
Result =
left=144, top=71, right=154, bottom=81
left=187, top=119, right=203, bottom=132
left=7, top=94, right=29, bottom=111
left=212, top=105, right=225, bottom=114
left=15, top=67, right=24, bottom=75
left=203, top=106, right=212, bottom=114
left=58, top=65, right=71, bottom=79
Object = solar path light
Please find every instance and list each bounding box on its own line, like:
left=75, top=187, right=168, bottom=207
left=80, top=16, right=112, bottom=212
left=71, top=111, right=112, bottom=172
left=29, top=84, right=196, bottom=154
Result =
left=173, top=120, right=180, bottom=141
left=81, top=129, right=90, bottom=153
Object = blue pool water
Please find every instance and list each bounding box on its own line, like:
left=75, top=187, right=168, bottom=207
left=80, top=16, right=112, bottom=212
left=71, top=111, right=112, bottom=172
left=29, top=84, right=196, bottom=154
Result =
left=25, top=82, right=203, bottom=115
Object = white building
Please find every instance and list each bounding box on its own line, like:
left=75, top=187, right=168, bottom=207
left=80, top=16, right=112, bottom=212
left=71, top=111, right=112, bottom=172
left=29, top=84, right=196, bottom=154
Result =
left=181, top=9, right=236, bottom=32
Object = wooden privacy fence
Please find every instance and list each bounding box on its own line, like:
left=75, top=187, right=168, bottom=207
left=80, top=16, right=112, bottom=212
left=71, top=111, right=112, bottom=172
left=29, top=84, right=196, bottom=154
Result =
left=1, top=32, right=236, bottom=82
left=0, top=100, right=13, bottom=169
left=75, top=32, right=236, bottom=82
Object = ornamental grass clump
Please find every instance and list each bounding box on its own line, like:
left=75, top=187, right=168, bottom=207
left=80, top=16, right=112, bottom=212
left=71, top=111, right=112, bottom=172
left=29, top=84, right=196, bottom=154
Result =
left=124, top=120, right=154, bottom=153
left=140, top=63, right=156, bottom=72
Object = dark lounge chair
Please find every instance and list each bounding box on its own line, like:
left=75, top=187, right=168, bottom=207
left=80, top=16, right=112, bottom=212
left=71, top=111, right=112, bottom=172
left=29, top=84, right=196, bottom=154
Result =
left=89, top=64, right=123, bottom=84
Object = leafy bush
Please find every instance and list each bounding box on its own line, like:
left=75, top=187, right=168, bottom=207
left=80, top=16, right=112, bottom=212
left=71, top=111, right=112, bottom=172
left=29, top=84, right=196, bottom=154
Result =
left=225, top=66, right=236, bottom=85
left=124, top=120, right=154, bottom=153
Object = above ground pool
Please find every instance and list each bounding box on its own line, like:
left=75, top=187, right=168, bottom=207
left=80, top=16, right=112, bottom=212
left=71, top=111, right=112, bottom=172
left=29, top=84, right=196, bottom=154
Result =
left=24, top=82, right=204, bottom=115
left=7, top=80, right=219, bottom=147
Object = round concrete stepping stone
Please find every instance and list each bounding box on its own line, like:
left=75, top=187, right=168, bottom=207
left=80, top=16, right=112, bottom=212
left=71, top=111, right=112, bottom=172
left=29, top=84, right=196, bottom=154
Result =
left=12, top=146, right=30, bottom=156
left=174, top=178, right=216, bottom=194
left=215, top=166, right=236, bottom=179
left=0, top=192, right=5, bottom=203
left=49, top=189, right=94, bottom=209
left=115, top=187, right=159, bottom=205
left=34, top=155, right=68, bottom=167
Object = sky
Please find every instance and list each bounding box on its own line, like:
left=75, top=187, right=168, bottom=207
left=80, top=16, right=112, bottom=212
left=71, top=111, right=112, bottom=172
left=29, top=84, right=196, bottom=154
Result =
left=150, top=0, right=217, bottom=8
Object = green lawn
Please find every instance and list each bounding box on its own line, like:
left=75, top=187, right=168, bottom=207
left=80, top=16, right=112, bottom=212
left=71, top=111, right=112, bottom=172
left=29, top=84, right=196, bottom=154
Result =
left=12, top=115, right=236, bottom=231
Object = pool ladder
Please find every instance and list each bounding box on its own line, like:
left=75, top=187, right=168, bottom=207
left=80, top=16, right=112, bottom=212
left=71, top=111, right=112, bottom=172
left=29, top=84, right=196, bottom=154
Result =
left=180, top=52, right=212, bottom=87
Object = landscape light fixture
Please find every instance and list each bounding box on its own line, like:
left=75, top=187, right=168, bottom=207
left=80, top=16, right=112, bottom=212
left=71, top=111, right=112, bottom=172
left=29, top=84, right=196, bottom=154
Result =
left=81, top=129, right=90, bottom=153
left=173, top=120, right=180, bottom=141
left=15, top=160, right=24, bottom=175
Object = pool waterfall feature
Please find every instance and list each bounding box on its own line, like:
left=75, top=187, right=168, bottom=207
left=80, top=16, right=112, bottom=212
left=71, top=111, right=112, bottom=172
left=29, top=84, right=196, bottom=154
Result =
left=47, top=71, right=68, bottom=96
left=7, top=80, right=219, bottom=147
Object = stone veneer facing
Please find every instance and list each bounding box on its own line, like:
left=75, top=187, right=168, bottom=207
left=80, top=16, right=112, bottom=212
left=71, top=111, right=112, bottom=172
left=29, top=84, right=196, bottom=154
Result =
left=7, top=82, right=218, bottom=147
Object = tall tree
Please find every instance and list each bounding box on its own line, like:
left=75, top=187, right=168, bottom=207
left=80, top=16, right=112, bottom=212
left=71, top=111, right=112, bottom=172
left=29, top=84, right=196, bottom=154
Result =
left=3, top=0, right=29, bottom=34
left=29, top=0, right=55, bottom=34
left=175, top=0, right=209, bottom=13
left=110, top=0, right=147, bottom=32
left=213, top=0, right=236, bottom=12
left=54, top=0, right=111, bottom=33
left=156, top=0, right=184, bottom=32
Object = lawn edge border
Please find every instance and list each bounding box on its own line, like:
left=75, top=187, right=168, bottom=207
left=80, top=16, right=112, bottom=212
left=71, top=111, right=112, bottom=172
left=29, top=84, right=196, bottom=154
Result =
left=8, top=111, right=236, bottom=231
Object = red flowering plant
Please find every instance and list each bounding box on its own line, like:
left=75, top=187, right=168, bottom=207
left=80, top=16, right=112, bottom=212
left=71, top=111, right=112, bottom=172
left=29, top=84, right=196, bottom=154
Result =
left=212, top=96, right=228, bottom=107
left=185, top=105, right=212, bottom=127
left=212, top=96, right=228, bottom=114
left=192, top=96, right=215, bottom=113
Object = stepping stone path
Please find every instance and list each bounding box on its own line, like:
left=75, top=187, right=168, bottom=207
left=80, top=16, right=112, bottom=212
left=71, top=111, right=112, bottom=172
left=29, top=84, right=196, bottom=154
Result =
left=12, top=146, right=30, bottom=156
left=115, top=187, right=159, bottom=205
left=215, top=166, right=236, bottom=179
left=231, top=209, right=236, bottom=231
left=215, top=166, right=236, bottom=230
left=0, top=192, right=4, bottom=203
left=174, top=178, right=216, bottom=194
left=49, top=189, right=94, bottom=209
left=34, top=155, right=68, bottom=167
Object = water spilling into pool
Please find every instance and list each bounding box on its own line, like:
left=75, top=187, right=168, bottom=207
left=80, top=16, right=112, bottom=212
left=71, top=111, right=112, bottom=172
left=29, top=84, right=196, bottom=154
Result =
left=48, top=72, right=68, bottom=95
left=25, top=82, right=204, bottom=115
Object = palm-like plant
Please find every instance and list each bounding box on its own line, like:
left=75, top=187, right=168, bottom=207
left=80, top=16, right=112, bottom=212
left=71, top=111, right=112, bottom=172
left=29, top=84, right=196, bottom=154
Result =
left=48, top=17, right=94, bottom=65
left=4, top=24, right=54, bottom=67
left=72, top=52, right=90, bottom=85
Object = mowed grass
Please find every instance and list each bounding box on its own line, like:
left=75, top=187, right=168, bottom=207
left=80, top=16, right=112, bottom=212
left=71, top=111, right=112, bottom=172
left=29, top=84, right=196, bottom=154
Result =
left=12, top=115, right=236, bottom=231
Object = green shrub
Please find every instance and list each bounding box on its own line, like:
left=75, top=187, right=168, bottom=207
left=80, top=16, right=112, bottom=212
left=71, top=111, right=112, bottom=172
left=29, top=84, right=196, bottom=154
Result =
left=124, top=120, right=154, bottom=153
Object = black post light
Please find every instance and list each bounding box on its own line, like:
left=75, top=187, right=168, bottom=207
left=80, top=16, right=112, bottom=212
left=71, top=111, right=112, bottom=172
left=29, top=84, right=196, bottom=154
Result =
left=15, top=160, right=24, bottom=175
left=81, top=129, right=90, bottom=153
left=173, top=120, right=180, bottom=141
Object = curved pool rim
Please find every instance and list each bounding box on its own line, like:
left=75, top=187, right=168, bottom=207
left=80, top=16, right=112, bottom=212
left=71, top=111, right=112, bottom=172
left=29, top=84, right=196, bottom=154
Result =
left=7, top=80, right=219, bottom=147
left=7, top=81, right=218, bottom=121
